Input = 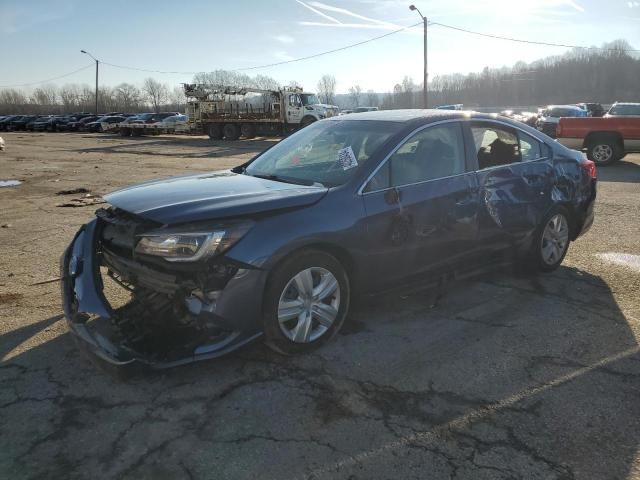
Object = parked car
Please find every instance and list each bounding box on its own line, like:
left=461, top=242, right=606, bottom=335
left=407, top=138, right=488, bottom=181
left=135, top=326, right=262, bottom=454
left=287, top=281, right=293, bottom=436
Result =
left=556, top=115, right=640, bottom=165
left=26, top=116, right=53, bottom=131
left=30, top=116, right=59, bottom=132
left=9, top=115, right=38, bottom=131
left=127, top=112, right=180, bottom=124
left=338, top=110, right=354, bottom=116
left=66, top=116, right=99, bottom=132
left=353, top=107, right=379, bottom=113
left=0, top=115, right=20, bottom=131
left=604, top=102, right=640, bottom=118
left=576, top=103, right=605, bottom=117
left=85, top=116, right=127, bottom=132
left=536, top=105, right=586, bottom=138
left=62, top=110, right=596, bottom=368
left=435, top=104, right=464, bottom=110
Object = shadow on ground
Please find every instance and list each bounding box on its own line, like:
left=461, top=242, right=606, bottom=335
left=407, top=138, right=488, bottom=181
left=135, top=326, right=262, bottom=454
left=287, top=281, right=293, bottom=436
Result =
left=597, top=158, right=640, bottom=183
left=65, top=136, right=276, bottom=160
left=1, top=266, right=639, bottom=479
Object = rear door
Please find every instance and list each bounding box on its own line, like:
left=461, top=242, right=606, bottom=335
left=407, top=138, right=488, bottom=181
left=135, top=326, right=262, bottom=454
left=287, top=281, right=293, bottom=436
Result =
left=465, top=120, right=555, bottom=251
left=360, top=121, right=480, bottom=290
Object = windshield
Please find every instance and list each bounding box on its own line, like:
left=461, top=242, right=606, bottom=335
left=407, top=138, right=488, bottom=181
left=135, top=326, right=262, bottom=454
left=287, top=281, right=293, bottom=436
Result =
left=300, top=94, right=320, bottom=106
left=608, top=104, right=640, bottom=116
left=245, top=120, right=401, bottom=187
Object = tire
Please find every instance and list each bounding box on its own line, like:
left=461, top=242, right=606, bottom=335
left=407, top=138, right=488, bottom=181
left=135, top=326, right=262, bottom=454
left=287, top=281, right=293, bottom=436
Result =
left=120, top=127, right=131, bottom=137
left=523, top=206, right=571, bottom=273
left=587, top=139, right=621, bottom=166
left=223, top=123, right=240, bottom=140
left=300, top=116, right=317, bottom=128
left=207, top=124, right=223, bottom=140
left=240, top=123, right=256, bottom=139
left=131, top=129, right=142, bottom=137
left=263, top=249, right=350, bottom=355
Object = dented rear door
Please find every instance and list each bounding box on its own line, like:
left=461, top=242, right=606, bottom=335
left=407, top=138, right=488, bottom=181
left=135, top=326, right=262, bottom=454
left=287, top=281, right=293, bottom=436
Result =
left=464, top=120, right=555, bottom=249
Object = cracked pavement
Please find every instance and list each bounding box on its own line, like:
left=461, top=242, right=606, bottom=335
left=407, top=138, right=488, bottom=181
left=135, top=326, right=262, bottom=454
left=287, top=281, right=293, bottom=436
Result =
left=1, top=133, right=640, bottom=479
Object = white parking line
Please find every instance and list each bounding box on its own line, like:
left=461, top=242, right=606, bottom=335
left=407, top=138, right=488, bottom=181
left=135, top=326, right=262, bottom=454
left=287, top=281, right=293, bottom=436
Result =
left=302, top=344, right=640, bottom=479
left=597, top=252, right=640, bottom=273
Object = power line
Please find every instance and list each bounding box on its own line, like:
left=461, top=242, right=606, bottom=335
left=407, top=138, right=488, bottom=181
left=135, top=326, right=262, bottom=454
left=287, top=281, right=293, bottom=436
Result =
left=99, top=22, right=423, bottom=75
left=234, top=22, right=422, bottom=71
left=0, top=63, right=95, bottom=88
left=430, top=21, right=640, bottom=53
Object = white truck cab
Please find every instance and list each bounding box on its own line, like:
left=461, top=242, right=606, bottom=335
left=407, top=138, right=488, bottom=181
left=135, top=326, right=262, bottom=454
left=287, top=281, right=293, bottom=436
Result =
left=285, top=91, right=339, bottom=126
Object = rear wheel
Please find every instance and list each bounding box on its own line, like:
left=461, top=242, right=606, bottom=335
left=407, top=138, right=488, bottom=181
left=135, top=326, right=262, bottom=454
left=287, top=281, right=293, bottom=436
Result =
left=120, top=127, right=132, bottom=137
left=223, top=123, right=240, bottom=140
left=587, top=139, right=621, bottom=166
left=263, top=250, right=350, bottom=355
left=207, top=124, right=223, bottom=140
left=240, top=123, right=256, bottom=139
left=524, top=207, right=571, bottom=273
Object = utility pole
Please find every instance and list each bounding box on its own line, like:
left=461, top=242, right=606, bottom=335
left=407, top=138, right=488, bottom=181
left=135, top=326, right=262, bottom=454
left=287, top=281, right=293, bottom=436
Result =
left=81, top=50, right=99, bottom=114
left=409, top=5, right=428, bottom=108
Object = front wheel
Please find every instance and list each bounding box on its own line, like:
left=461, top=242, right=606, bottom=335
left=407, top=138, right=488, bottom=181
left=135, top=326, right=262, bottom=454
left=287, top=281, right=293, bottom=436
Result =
left=263, top=250, right=350, bottom=355
left=524, top=207, right=571, bottom=273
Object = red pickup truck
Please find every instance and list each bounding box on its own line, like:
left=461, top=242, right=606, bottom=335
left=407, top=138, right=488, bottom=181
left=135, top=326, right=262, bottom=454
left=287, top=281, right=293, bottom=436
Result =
left=556, top=117, right=640, bottom=165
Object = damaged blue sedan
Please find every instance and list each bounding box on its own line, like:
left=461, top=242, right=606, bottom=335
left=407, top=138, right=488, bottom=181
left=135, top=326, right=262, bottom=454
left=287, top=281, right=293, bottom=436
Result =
left=61, top=110, right=596, bottom=368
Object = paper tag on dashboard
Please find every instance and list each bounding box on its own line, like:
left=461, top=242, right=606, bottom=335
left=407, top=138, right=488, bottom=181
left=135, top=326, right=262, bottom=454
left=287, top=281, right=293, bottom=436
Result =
left=337, top=146, right=358, bottom=170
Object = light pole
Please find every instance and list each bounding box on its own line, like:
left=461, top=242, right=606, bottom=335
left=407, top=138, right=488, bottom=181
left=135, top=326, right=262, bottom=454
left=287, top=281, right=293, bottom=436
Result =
left=81, top=50, right=99, bottom=114
left=409, top=5, right=428, bottom=109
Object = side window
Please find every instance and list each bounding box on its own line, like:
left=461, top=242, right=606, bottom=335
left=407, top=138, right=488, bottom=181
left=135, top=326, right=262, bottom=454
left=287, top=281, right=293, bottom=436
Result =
left=364, top=162, right=390, bottom=192
left=289, top=95, right=301, bottom=107
left=389, top=124, right=465, bottom=187
left=518, top=132, right=547, bottom=161
left=471, top=124, right=520, bottom=169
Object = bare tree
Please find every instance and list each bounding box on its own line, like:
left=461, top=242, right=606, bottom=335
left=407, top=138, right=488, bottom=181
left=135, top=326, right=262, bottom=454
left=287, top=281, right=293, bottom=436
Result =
left=317, top=75, right=336, bottom=104
left=366, top=89, right=379, bottom=108
left=143, top=78, right=169, bottom=112
left=348, top=85, right=362, bottom=108
left=115, top=83, right=142, bottom=111
left=168, top=85, right=186, bottom=111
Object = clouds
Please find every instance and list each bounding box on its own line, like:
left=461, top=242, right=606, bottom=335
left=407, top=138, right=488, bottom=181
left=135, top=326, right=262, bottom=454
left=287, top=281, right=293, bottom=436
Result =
left=274, top=34, right=296, bottom=44
left=295, top=0, right=405, bottom=30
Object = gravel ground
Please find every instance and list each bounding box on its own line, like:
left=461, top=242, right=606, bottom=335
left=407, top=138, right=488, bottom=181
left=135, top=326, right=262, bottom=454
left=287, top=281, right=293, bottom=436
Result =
left=1, top=132, right=639, bottom=480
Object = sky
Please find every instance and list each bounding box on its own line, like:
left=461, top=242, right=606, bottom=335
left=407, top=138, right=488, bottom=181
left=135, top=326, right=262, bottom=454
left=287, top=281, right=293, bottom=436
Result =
left=0, top=0, right=639, bottom=94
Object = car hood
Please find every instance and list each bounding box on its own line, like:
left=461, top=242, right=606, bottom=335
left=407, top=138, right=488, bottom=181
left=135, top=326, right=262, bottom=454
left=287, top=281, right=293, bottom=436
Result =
left=103, top=170, right=329, bottom=224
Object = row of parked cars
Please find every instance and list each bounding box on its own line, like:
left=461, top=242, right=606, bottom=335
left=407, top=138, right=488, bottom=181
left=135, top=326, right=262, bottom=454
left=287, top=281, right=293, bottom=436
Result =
left=0, top=112, right=187, bottom=133
left=499, top=102, right=640, bottom=139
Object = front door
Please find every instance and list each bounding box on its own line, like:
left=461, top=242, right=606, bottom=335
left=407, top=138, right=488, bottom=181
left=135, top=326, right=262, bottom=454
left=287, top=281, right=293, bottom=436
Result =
left=361, top=121, right=479, bottom=291
left=286, top=94, right=303, bottom=124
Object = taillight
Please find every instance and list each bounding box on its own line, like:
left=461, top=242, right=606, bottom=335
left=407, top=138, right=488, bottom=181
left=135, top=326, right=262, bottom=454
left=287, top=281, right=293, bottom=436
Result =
left=581, top=159, right=597, bottom=179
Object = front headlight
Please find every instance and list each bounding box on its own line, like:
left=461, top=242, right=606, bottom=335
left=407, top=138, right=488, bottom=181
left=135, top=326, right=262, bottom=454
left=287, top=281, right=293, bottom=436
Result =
left=134, top=221, right=252, bottom=262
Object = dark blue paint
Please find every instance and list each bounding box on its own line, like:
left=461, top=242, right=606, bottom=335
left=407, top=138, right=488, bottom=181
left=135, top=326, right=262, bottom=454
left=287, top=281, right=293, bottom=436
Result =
left=62, top=111, right=596, bottom=367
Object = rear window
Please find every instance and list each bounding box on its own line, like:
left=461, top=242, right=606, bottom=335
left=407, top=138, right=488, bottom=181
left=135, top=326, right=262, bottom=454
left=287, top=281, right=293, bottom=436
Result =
left=549, top=108, right=585, bottom=117
left=608, top=104, right=640, bottom=116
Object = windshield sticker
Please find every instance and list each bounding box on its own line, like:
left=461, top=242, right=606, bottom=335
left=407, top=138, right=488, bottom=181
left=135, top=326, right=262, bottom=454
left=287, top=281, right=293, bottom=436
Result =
left=337, top=146, right=358, bottom=170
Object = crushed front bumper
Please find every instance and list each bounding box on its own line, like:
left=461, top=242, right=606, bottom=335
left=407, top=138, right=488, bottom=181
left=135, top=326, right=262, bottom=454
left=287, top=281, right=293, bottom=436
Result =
left=60, top=219, right=265, bottom=369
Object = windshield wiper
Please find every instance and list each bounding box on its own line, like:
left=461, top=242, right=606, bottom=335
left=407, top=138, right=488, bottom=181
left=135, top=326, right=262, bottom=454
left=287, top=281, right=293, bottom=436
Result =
left=248, top=172, right=322, bottom=187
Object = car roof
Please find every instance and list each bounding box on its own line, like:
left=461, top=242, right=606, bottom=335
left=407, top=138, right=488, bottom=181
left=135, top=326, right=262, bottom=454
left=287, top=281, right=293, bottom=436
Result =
left=327, top=109, right=507, bottom=124
left=612, top=102, right=640, bottom=106
left=546, top=105, right=583, bottom=110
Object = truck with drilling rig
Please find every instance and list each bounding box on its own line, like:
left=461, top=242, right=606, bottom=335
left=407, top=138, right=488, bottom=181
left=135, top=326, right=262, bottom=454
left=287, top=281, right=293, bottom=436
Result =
left=183, top=84, right=339, bottom=140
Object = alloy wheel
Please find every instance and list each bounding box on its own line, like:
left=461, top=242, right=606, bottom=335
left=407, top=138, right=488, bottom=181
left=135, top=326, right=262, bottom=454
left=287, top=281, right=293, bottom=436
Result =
left=541, top=214, right=569, bottom=265
left=592, top=144, right=613, bottom=164
left=277, top=267, right=340, bottom=343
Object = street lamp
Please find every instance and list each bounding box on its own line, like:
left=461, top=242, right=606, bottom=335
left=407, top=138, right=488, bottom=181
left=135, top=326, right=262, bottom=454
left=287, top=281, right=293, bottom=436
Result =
left=409, top=5, right=428, bottom=108
left=81, top=50, right=99, bottom=114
